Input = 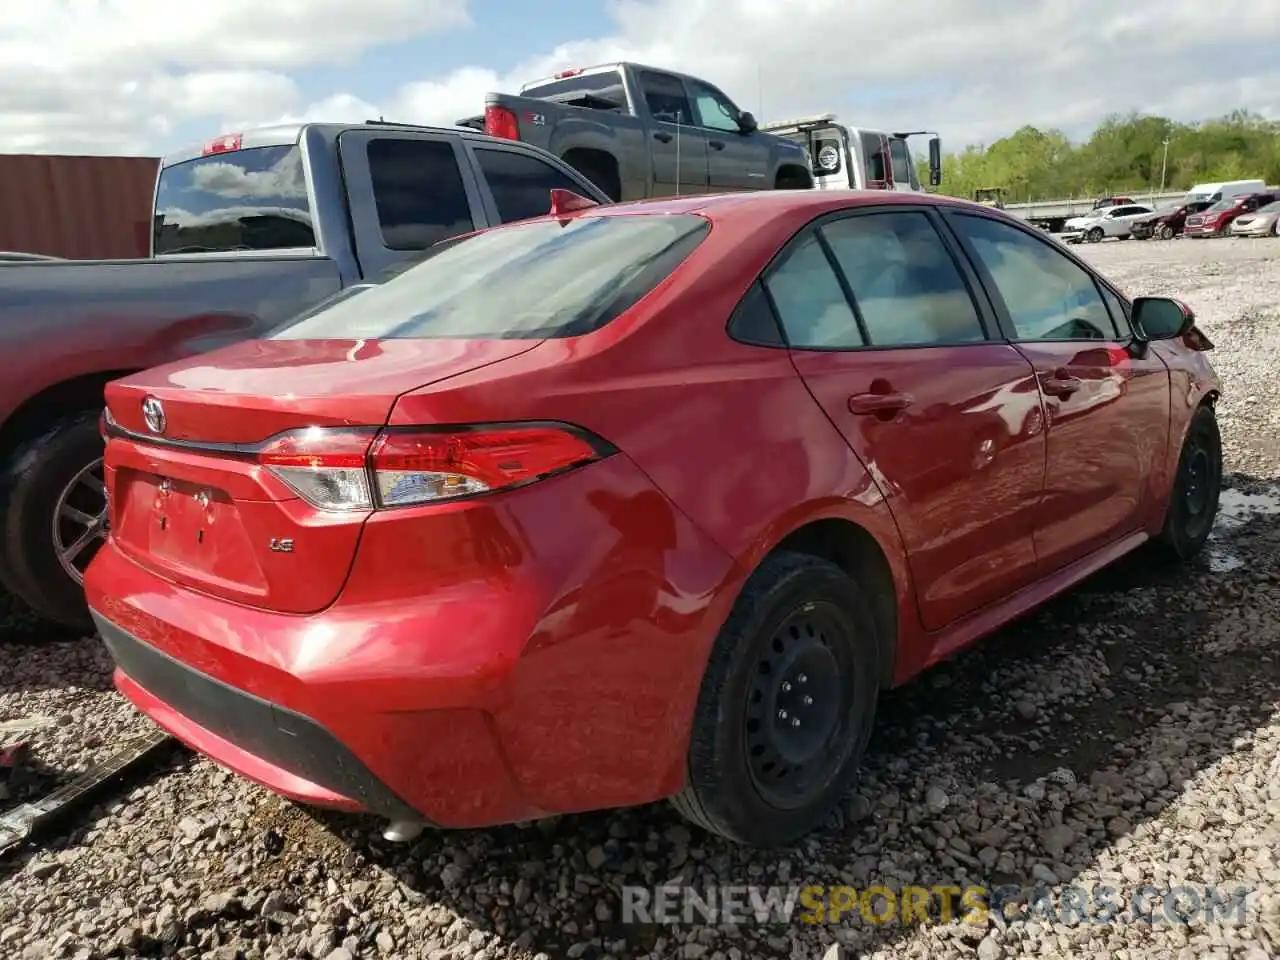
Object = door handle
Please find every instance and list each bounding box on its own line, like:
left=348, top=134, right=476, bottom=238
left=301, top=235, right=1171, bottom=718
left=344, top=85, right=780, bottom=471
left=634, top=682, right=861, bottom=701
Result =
left=709, top=140, right=726, bottom=151
left=1040, top=374, right=1082, bottom=398
left=848, top=391, right=914, bottom=416
left=653, top=131, right=673, bottom=143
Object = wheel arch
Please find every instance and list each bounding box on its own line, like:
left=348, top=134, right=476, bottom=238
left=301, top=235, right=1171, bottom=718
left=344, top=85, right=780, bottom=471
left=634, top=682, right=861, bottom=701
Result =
left=757, top=514, right=902, bottom=688
left=774, top=164, right=813, bottom=190
left=560, top=146, right=622, bottom=200
left=0, top=369, right=135, bottom=462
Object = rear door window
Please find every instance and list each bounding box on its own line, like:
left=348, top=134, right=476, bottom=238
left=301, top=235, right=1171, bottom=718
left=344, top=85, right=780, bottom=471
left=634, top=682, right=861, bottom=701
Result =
left=270, top=213, right=709, bottom=340
left=473, top=147, right=595, bottom=224
left=366, top=138, right=476, bottom=250
left=639, top=71, right=694, bottom=125
left=153, top=145, right=314, bottom=255
left=821, top=211, right=986, bottom=346
left=762, top=231, right=863, bottom=349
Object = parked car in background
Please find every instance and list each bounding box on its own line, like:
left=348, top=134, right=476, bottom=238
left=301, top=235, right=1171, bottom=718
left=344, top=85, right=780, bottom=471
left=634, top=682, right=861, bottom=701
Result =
left=1062, top=203, right=1154, bottom=243
left=1184, top=191, right=1278, bottom=237
left=87, top=190, right=1221, bottom=849
left=1092, top=196, right=1136, bottom=210
left=1131, top=199, right=1214, bottom=240
left=1229, top=199, right=1280, bottom=237
left=459, top=62, right=813, bottom=199
left=0, top=121, right=609, bottom=632
left=1182, top=179, right=1267, bottom=206
left=756, top=113, right=941, bottom=193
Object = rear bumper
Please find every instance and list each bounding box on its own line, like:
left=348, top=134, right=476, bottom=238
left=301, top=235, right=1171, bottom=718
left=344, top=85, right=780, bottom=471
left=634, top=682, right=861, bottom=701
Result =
left=86, top=453, right=739, bottom=828
left=95, top=613, right=422, bottom=821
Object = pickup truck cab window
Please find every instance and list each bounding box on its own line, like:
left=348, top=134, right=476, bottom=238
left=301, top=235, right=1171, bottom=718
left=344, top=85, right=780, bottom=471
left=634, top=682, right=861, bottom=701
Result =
left=366, top=138, right=475, bottom=250
left=154, top=145, right=314, bottom=255
left=640, top=71, right=693, bottom=124
left=521, top=68, right=628, bottom=108
left=687, top=80, right=742, bottom=134
left=472, top=147, right=593, bottom=224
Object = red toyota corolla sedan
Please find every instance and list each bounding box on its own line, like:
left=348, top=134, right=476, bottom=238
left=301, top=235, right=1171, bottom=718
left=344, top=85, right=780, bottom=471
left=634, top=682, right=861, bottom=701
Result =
left=85, top=190, right=1222, bottom=848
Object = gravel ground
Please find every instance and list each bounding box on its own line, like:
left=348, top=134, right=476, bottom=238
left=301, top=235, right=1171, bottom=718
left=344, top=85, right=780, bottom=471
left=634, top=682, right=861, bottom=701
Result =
left=1, top=235, right=1278, bottom=960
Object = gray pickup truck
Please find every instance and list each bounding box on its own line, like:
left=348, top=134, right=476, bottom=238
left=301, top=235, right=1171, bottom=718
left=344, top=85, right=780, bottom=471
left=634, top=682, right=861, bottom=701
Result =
left=460, top=62, right=814, bottom=200
left=0, top=120, right=608, bottom=632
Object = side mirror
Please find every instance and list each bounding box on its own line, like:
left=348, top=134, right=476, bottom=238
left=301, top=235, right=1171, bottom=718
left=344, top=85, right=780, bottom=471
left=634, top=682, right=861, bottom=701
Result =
left=738, top=111, right=758, bottom=134
left=927, top=136, right=942, bottom=186
left=1131, top=296, right=1195, bottom=341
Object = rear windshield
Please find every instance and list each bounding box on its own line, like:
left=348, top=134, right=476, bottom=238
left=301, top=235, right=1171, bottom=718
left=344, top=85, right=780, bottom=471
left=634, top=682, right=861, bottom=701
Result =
left=154, top=145, right=314, bottom=255
left=521, top=69, right=627, bottom=107
left=268, top=213, right=710, bottom=341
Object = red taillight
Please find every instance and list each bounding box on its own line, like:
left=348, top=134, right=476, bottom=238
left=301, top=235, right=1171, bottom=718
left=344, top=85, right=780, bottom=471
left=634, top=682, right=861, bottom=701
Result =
left=257, top=423, right=609, bottom=512
left=484, top=105, right=520, bottom=141
left=553, top=68, right=584, bottom=79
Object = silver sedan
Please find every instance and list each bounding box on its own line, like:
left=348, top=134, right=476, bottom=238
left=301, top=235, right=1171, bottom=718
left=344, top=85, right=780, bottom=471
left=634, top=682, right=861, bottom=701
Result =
left=1230, top=199, right=1280, bottom=238
left=1062, top=204, right=1155, bottom=243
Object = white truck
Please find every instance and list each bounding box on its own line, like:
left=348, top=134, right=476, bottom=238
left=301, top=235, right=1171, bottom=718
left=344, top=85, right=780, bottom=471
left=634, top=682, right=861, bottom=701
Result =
left=757, top=113, right=941, bottom=193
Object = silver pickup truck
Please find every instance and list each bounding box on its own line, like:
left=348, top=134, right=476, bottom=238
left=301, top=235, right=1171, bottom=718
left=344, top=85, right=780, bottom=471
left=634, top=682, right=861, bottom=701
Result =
left=460, top=61, right=814, bottom=200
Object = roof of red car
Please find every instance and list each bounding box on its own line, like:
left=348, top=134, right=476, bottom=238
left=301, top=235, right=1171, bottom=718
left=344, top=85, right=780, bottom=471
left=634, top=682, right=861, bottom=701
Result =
left=569, top=189, right=972, bottom=226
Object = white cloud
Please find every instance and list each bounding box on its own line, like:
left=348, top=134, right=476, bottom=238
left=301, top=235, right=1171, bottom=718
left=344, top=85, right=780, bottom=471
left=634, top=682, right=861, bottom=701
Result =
left=374, top=0, right=1280, bottom=147
left=2, top=0, right=1278, bottom=156
left=0, top=0, right=472, bottom=153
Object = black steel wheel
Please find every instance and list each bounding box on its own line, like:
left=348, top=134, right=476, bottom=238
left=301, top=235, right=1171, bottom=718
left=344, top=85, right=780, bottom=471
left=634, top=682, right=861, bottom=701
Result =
left=672, top=551, right=880, bottom=847
left=1156, top=404, right=1222, bottom=561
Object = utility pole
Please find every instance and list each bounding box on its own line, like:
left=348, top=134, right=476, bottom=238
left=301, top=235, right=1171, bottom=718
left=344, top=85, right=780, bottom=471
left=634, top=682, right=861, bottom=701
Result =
left=1159, top=138, right=1170, bottom=193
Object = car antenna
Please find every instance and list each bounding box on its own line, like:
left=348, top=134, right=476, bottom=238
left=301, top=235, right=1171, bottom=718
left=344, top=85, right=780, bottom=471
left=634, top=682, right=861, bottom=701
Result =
left=674, top=110, right=682, bottom=197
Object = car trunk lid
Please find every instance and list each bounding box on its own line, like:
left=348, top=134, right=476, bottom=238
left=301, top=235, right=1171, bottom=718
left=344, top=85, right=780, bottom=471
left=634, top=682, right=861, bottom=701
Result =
left=102, top=337, right=542, bottom=613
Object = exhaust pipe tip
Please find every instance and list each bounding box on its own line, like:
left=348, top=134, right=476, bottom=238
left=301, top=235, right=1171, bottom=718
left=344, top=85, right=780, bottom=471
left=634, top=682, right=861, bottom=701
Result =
left=382, top=819, right=427, bottom=843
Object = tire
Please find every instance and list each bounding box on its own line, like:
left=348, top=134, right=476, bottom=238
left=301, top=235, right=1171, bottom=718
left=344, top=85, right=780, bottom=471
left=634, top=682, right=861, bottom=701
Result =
left=671, top=551, right=880, bottom=847
left=1155, top=405, right=1222, bottom=562
left=1158, top=224, right=1174, bottom=240
left=1086, top=227, right=1104, bottom=243
left=0, top=411, right=106, bottom=632
left=774, top=175, right=811, bottom=191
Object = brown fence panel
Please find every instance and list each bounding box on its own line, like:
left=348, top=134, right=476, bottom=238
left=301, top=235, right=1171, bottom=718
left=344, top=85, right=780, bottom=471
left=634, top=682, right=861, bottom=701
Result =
left=0, top=154, right=160, bottom=260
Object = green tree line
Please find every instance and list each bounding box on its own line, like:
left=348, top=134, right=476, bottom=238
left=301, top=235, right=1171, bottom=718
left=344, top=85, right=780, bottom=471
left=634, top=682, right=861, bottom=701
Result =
left=918, top=110, right=1280, bottom=203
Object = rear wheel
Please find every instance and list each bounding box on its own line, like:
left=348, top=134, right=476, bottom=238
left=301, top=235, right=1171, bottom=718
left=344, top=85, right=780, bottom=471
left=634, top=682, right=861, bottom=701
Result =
left=0, top=411, right=105, bottom=633
left=671, top=551, right=880, bottom=847
left=1155, top=405, right=1222, bottom=561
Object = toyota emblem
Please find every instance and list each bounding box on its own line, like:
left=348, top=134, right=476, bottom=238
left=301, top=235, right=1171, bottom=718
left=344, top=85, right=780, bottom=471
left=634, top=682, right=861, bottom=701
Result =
left=141, top=396, right=166, bottom=434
